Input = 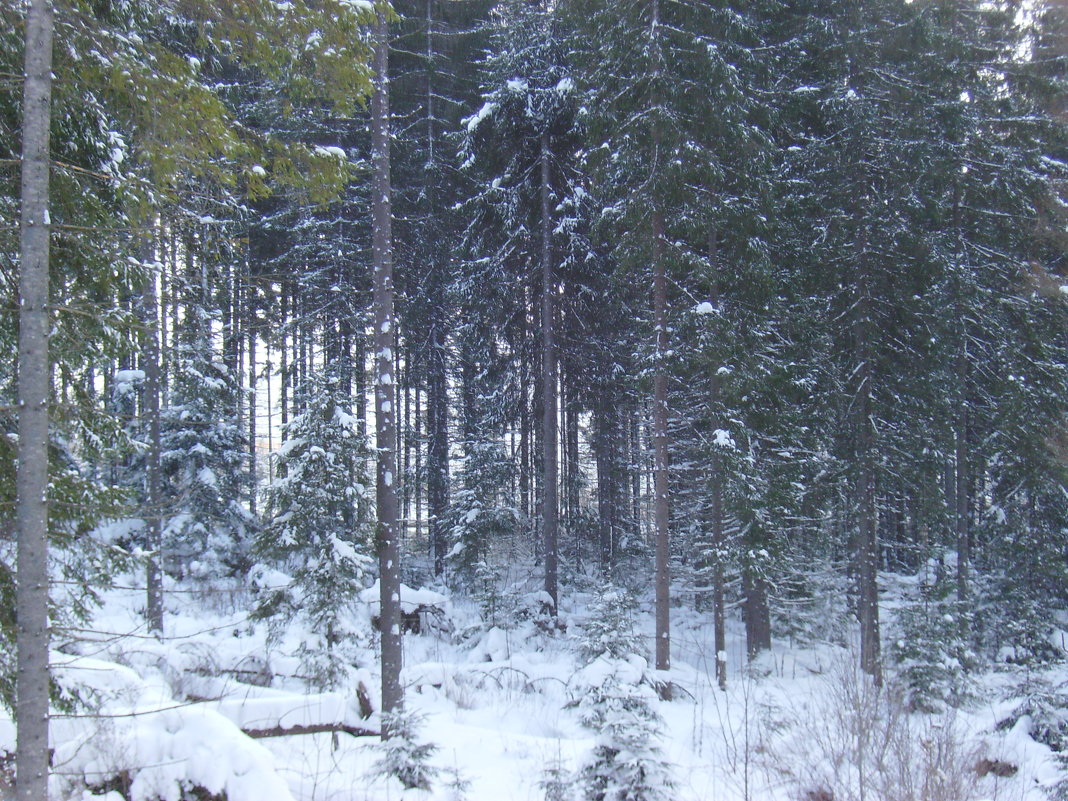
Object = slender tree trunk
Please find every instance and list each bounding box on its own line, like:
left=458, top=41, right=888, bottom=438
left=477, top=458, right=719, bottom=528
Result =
left=540, top=134, right=558, bottom=610
left=952, top=182, right=971, bottom=604
left=248, top=313, right=258, bottom=518
left=743, top=567, right=772, bottom=658
left=649, top=0, right=671, bottom=673
left=15, top=2, right=54, bottom=797
left=594, top=398, right=614, bottom=569
left=707, top=227, right=727, bottom=687
left=427, top=320, right=448, bottom=574
left=565, top=376, right=580, bottom=527
left=652, top=205, right=671, bottom=672
left=855, top=230, right=882, bottom=686
left=279, top=286, right=289, bottom=432
left=414, top=378, right=422, bottom=546
left=372, top=5, right=403, bottom=729
left=519, top=302, right=531, bottom=520
left=142, top=252, right=164, bottom=635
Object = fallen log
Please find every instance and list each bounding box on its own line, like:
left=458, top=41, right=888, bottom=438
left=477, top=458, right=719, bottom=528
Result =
left=243, top=722, right=379, bottom=739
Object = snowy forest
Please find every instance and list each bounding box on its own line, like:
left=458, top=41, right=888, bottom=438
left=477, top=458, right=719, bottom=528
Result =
left=2, top=0, right=1068, bottom=799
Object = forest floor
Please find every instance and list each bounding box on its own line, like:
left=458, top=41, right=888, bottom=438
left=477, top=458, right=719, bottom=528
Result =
left=3, top=564, right=1065, bottom=801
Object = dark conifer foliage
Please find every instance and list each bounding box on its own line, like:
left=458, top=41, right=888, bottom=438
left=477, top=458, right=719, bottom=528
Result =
left=3, top=0, right=1068, bottom=743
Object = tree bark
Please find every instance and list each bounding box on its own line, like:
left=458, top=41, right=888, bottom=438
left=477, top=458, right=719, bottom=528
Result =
left=652, top=204, right=670, bottom=673
left=708, top=229, right=726, bottom=689
left=15, top=2, right=55, bottom=798
left=854, top=225, right=882, bottom=686
left=540, top=134, right=559, bottom=610
left=650, top=0, right=671, bottom=675
left=247, top=308, right=258, bottom=519
left=372, top=4, right=403, bottom=731
left=142, top=253, right=164, bottom=635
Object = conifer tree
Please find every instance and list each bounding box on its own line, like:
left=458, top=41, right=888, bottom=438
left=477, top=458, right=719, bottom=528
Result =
left=161, top=294, right=256, bottom=580
left=256, top=371, right=374, bottom=688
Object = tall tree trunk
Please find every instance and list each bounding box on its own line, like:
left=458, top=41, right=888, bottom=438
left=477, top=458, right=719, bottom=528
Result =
left=649, top=0, right=671, bottom=674
left=372, top=5, right=403, bottom=729
left=952, top=181, right=971, bottom=604
left=15, top=2, right=54, bottom=797
left=653, top=206, right=671, bottom=673
left=279, top=285, right=288, bottom=433
left=540, top=134, right=559, bottom=610
left=248, top=313, right=258, bottom=518
left=142, top=252, right=164, bottom=635
left=594, top=398, right=615, bottom=569
left=519, top=323, right=530, bottom=521
left=743, top=567, right=772, bottom=658
left=855, top=229, right=881, bottom=686
left=565, top=375, right=580, bottom=528
left=427, top=319, right=448, bottom=574
left=708, top=228, right=726, bottom=689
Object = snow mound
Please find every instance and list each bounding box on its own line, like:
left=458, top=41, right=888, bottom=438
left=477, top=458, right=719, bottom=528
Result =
left=42, top=654, right=295, bottom=801
left=360, top=581, right=447, bottom=614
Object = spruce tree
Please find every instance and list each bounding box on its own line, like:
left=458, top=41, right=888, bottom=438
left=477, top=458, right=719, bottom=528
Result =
left=257, top=371, right=374, bottom=688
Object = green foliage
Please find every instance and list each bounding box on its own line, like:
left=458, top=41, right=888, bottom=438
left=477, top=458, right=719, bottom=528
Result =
left=375, top=709, right=439, bottom=791
left=255, top=371, right=374, bottom=688
left=446, top=440, right=520, bottom=583
left=890, top=571, right=977, bottom=712
left=573, top=656, right=674, bottom=801
left=578, top=584, right=647, bottom=664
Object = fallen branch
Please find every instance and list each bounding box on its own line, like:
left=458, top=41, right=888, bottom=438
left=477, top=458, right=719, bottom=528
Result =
left=243, top=722, right=379, bottom=739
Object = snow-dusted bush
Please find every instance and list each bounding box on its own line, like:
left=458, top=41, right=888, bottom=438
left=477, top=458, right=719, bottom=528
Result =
left=374, top=708, right=439, bottom=791
left=539, top=758, right=570, bottom=801
left=446, top=439, right=520, bottom=584
left=998, top=677, right=1068, bottom=752
left=772, top=551, right=851, bottom=647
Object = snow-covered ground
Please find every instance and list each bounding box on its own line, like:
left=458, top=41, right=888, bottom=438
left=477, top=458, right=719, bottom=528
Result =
left=9, top=569, right=1068, bottom=801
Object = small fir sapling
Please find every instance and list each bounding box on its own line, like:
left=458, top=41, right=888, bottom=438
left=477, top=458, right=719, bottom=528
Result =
left=254, top=371, right=374, bottom=689
left=160, top=336, right=256, bottom=580
left=374, top=708, right=439, bottom=791
left=573, top=584, right=674, bottom=801
left=578, top=584, right=646, bottom=662
left=890, top=571, right=976, bottom=712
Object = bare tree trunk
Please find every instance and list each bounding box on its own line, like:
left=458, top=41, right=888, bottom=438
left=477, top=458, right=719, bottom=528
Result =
left=652, top=205, right=671, bottom=673
left=854, top=228, right=882, bottom=686
left=565, top=376, right=580, bottom=528
left=414, top=375, right=423, bottom=546
left=427, top=320, right=448, bottom=574
left=540, top=134, right=559, bottom=611
left=372, top=5, right=403, bottom=730
left=15, top=2, right=54, bottom=797
left=952, top=183, right=971, bottom=605
left=142, top=253, right=164, bottom=635
left=743, top=568, right=772, bottom=658
left=519, top=307, right=530, bottom=520
left=649, top=0, right=671, bottom=674
left=707, top=227, right=726, bottom=688
left=279, top=286, right=289, bottom=433
left=248, top=312, right=258, bottom=518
